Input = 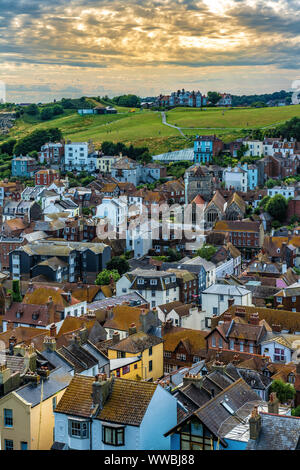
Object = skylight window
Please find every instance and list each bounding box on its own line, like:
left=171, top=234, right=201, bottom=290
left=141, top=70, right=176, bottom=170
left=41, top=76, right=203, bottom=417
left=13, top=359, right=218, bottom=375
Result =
left=220, top=400, right=235, bottom=415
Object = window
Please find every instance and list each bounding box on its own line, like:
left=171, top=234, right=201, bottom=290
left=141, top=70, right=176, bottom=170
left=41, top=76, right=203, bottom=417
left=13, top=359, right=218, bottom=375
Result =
left=212, top=336, right=216, bottom=347
left=122, top=365, right=130, bottom=375
left=176, top=353, right=186, bottom=361
left=292, top=296, right=297, bottom=303
left=274, top=348, right=285, bottom=362
left=164, top=351, right=171, bottom=358
left=249, top=342, right=254, bottom=354
left=229, top=339, right=234, bottom=350
left=149, top=360, right=153, bottom=371
left=4, top=439, right=13, bottom=450
left=117, top=351, right=126, bottom=358
left=21, top=442, right=28, bottom=450
left=218, top=338, right=223, bottom=349
left=52, top=397, right=57, bottom=411
left=4, top=409, right=13, bottom=427
left=149, top=346, right=153, bottom=356
left=69, top=420, right=89, bottom=439
left=240, top=341, right=244, bottom=352
left=102, top=426, right=124, bottom=446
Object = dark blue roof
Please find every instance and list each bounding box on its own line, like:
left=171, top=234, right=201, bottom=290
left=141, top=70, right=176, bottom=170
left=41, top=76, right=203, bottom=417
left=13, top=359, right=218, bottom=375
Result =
left=247, top=413, right=300, bottom=450
left=15, top=366, right=72, bottom=407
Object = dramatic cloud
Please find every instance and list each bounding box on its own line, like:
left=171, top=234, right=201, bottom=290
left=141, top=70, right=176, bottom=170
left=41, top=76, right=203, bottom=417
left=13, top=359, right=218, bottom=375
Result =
left=0, top=0, right=299, bottom=101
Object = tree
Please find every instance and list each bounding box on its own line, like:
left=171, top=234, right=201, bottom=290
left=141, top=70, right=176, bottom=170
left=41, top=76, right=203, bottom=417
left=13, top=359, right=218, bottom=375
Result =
left=41, top=107, right=54, bottom=121
left=106, top=256, right=130, bottom=275
left=266, top=179, right=278, bottom=189
left=95, top=269, right=120, bottom=286
left=207, top=91, right=221, bottom=105
left=12, top=280, right=22, bottom=302
left=195, top=244, right=217, bottom=261
left=292, top=405, right=300, bottom=417
left=265, top=194, right=288, bottom=222
left=258, top=195, right=271, bottom=211
left=25, top=104, right=39, bottom=116
left=270, top=379, right=295, bottom=404
left=166, top=248, right=182, bottom=262
left=52, top=104, right=64, bottom=116
left=13, top=128, right=63, bottom=155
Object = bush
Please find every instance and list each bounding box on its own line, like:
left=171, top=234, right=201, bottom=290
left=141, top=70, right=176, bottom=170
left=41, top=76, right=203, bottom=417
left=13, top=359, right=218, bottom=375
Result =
left=270, top=379, right=295, bottom=404
left=95, top=269, right=120, bottom=286
left=41, top=107, right=54, bottom=121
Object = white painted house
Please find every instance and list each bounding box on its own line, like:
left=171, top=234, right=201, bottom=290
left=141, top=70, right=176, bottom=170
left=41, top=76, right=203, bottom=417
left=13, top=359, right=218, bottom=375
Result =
left=267, top=186, right=295, bottom=199
left=116, top=269, right=180, bottom=308
left=201, top=284, right=253, bottom=317
left=223, top=166, right=248, bottom=193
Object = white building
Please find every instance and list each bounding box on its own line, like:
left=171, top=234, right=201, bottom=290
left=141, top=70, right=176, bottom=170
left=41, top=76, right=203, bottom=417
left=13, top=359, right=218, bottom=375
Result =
left=223, top=167, right=248, bottom=192
left=95, top=197, right=128, bottom=232
left=267, top=186, right=295, bottom=199
left=64, top=141, right=99, bottom=172
left=116, top=269, right=180, bottom=308
left=243, top=140, right=263, bottom=157
left=201, top=284, right=253, bottom=317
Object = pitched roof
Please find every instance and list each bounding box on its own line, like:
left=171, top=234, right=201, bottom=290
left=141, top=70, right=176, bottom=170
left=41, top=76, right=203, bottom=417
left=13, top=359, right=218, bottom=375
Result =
left=163, top=328, right=207, bottom=354
left=55, top=375, right=157, bottom=425
left=108, top=331, right=163, bottom=353
left=246, top=413, right=300, bottom=450
left=214, top=220, right=261, bottom=232
left=212, top=305, right=300, bottom=334
left=23, top=285, right=79, bottom=307
left=103, top=305, right=148, bottom=331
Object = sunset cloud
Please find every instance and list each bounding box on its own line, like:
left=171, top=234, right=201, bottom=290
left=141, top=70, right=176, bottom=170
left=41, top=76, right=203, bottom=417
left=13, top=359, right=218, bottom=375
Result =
left=1, top=0, right=299, bottom=101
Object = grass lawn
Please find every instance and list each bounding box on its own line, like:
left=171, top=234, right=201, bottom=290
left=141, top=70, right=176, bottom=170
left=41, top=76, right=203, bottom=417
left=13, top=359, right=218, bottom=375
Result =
left=166, top=105, right=300, bottom=129
left=2, top=103, right=300, bottom=156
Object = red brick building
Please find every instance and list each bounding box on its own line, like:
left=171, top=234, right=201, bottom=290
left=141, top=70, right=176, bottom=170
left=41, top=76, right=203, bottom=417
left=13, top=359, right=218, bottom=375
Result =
left=35, top=169, right=59, bottom=186
left=212, top=220, right=264, bottom=258
left=205, top=313, right=267, bottom=355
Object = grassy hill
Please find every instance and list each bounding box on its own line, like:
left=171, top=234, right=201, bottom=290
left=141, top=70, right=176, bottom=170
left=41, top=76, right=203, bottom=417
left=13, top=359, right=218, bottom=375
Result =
left=2, top=103, right=300, bottom=156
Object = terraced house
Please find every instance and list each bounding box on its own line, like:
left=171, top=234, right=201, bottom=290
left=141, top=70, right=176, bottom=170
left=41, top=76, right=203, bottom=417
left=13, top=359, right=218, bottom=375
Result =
left=52, top=373, right=177, bottom=450
left=9, top=240, right=111, bottom=283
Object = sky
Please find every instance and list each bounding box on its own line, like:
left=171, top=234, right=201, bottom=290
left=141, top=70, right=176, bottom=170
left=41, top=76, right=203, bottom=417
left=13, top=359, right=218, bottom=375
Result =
left=0, top=0, right=299, bottom=102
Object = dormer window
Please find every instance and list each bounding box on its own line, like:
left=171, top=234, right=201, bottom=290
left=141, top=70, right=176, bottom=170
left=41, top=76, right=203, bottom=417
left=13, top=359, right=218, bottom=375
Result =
left=137, top=279, right=144, bottom=285
left=150, top=279, right=157, bottom=285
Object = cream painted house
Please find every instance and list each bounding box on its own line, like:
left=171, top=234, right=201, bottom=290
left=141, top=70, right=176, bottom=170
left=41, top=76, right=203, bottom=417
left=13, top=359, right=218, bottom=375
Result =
left=0, top=366, right=71, bottom=450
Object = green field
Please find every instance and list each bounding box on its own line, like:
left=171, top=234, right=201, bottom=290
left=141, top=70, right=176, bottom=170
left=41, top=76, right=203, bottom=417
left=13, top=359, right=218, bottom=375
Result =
left=166, top=105, right=300, bottom=129
left=2, top=103, right=300, bottom=156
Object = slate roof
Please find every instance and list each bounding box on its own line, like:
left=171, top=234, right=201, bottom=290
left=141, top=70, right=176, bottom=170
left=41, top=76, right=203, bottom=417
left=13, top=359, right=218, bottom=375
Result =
left=15, top=366, right=72, bottom=407
left=246, top=413, right=300, bottom=450
left=0, top=353, right=27, bottom=374
left=58, top=343, right=98, bottom=373
left=55, top=375, right=157, bottom=425
left=194, top=378, right=260, bottom=438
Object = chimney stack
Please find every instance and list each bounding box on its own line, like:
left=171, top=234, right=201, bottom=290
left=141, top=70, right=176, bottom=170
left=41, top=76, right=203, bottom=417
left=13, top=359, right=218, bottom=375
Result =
left=49, top=323, right=56, bottom=338
left=249, top=406, right=262, bottom=440
left=8, top=336, right=17, bottom=355
left=182, top=373, right=203, bottom=390
left=43, top=336, right=56, bottom=352
left=272, top=324, right=282, bottom=333
left=128, top=323, right=137, bottom=335
left=268, top=392, right=279, bottom=414
left=223, top=312, right=232, bottom=323
left=250, top=312, right=260, bottom=326
left=91, top=374, right=113, bottom=410
left=112, top=331, right=120, bottom=344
